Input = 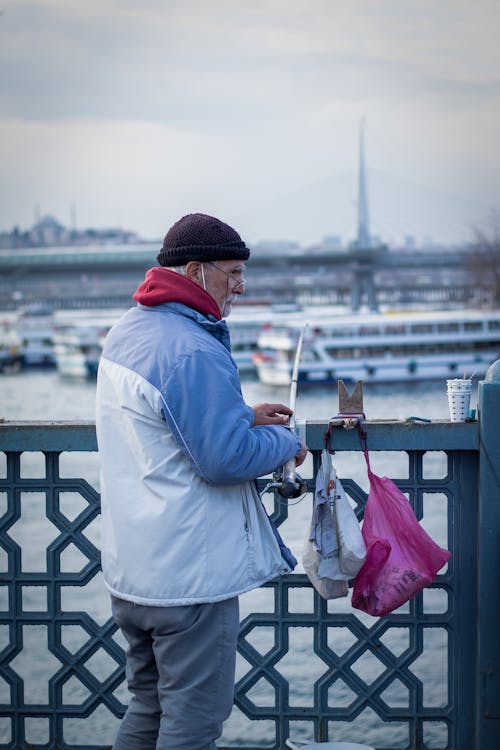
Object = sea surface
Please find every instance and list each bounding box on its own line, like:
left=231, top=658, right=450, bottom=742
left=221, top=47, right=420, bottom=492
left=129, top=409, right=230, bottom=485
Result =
left=0, top=366, right=464, bottom=422
left=0, top=371, right=471, bottom=748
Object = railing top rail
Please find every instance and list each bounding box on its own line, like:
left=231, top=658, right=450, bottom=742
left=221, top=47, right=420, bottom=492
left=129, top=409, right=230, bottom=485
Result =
left=0, top=419, right=479, bottom=452
left=0, top=420, right=98, bottom=451
left=305, top=418, right=478, bottom=450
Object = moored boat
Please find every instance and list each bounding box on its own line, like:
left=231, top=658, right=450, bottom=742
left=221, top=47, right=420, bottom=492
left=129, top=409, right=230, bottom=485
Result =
left=226, top=306, right=292, bottom=374
left=53, top=327, right=102, bottom=378
left=227, top=303, right=350, bottom=374
left=252, top=308, right=500, bottom=386
left=16, top=305, right=56, bottom=367
left=52, top=311, right=122, bottom=377
left=0, top=319, right=22, bottom=373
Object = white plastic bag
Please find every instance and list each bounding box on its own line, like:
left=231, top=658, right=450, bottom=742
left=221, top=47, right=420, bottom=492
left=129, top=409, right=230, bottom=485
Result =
left=302, top=450, right=366, bottom=599
left=334, top=470, right=367, bottom=578
left=302, top=537, right=349, bottom=599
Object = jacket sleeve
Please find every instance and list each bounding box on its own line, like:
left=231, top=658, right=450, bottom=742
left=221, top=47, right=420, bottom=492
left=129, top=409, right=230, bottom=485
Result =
left=159, top=346, right=302, bottom=485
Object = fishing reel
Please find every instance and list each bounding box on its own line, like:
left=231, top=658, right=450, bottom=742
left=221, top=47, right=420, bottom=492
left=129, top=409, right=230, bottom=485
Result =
left=272, top=469, right=309, bottom=499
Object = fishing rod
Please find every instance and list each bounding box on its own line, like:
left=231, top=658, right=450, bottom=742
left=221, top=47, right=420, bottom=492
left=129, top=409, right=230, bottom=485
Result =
left=278, top=325, right=307, bottom=499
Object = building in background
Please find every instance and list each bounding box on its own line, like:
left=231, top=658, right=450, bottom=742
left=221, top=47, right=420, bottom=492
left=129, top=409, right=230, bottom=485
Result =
left=0, top=215, right=142, bottom=249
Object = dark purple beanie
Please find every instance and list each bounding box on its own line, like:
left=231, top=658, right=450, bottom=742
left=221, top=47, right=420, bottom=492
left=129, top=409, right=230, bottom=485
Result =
left=157, top=213, right=250, bottom=267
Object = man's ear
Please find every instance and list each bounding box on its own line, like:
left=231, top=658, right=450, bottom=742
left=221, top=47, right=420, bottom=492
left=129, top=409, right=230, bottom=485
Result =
left=185, top=261, right=202, bottom=284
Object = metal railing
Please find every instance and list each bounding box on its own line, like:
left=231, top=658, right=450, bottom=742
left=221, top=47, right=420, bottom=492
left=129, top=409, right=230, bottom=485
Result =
left=0, top=374, right=499, bottom=750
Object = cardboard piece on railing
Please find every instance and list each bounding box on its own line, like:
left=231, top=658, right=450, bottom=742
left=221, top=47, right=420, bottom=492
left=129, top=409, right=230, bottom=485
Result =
left=338, top=379, right=364, bottom=416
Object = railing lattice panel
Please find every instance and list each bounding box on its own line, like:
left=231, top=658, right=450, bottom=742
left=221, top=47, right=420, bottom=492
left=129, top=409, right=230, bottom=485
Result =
left=0, top=431, right=478, bottom=750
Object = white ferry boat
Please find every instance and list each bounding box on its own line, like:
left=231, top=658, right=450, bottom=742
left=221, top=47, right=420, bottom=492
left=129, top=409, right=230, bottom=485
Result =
left=53, top=327, right=103, bottom=378
left=252, top=309, right=500, bottom=386
left=16, top=305, right=56, bottom=367
left=227, top=303, right=351, bottom=374
left=52, top=310, right=122, bottom=377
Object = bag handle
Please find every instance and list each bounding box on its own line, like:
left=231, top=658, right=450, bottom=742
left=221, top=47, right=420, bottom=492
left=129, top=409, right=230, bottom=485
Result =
left=325, top=415, right=373, bottom=474
left=325, top=413, right=366, bottom=447
left=354, top=420, right=374, bottom=477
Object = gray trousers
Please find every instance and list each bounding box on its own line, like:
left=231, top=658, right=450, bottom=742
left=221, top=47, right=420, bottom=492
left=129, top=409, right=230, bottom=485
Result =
left=111, top=595, right=240, bottom=750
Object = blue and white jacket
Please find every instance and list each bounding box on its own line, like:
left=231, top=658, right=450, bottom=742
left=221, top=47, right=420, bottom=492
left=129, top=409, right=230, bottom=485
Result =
left=95, top=268, right=301, bottom=606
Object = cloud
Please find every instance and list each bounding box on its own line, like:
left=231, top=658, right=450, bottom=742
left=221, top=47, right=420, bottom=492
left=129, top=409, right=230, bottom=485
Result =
left=0, top=0, right=499, bottom=242
left=2, top=0, right=499, bottom=122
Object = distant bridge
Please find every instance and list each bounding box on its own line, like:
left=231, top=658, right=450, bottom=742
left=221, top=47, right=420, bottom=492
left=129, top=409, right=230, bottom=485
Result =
left=0, top=243, right=491, bottom=312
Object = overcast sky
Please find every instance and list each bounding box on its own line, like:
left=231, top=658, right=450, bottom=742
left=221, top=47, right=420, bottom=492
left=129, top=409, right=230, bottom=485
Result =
left=1, top=0, right=499, bottom=246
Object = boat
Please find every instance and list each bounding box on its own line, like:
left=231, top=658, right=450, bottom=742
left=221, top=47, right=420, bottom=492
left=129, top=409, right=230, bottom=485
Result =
left=52, top=311, right=122, bottom=377
left=0, top=317, right=22, bottom=373
left=252, top=308, right=500, bottom=386
left=227, top=304, right=351, bottom=375
left=226, top=306, right=289, bottom=374
left=53, top=326, right=103, bottom=377
left=15, top=305, right=56, bottom=367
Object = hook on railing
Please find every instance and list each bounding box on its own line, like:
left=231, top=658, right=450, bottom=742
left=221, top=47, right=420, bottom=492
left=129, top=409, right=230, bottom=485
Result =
left=325, top=379, right=366, bottom=451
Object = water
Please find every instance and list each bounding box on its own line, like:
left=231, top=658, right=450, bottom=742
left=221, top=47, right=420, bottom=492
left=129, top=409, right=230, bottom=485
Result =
left=0, top=371, right=466, bottom=747
left=0, top=368, right=462, bottom=422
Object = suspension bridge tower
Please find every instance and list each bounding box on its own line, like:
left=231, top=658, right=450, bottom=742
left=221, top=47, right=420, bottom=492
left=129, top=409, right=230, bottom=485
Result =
left=350, top=119, right=384, bottom=311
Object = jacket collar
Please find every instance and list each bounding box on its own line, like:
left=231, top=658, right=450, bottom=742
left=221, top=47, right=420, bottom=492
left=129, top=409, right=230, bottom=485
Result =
left=133, top=266, right=221, bottom=320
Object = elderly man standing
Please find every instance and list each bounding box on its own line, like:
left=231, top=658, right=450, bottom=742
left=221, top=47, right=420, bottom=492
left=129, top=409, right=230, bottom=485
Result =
left=95, top=213, right=307, bottom=750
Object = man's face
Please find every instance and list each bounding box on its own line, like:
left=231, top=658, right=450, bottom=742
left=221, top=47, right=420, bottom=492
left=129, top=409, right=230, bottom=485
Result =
left=202, top=260, right=246, bottom=317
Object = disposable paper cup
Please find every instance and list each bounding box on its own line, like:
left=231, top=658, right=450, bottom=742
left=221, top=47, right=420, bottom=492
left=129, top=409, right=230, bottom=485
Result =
left=447, top=382, right=472, bottom=422
left=446, top=378, right=473, bottom=394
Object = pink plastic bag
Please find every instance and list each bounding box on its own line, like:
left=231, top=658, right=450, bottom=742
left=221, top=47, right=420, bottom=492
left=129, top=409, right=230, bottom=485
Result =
left=352, top=451, right=451, bottom=617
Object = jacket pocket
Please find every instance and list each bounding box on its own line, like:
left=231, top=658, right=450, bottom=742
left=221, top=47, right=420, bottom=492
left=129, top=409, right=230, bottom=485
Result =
left=240, top=486, right=253, bottom=540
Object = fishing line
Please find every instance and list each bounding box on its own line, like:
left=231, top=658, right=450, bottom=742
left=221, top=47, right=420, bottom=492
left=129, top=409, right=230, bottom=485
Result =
left=259, top=482, right=309, bottom=505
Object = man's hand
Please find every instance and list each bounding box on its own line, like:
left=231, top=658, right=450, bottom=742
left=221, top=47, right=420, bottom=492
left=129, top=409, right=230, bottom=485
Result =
left=252, top=403, right=309, bottom=466
left=252, top=402, right=293, bottom=426
left=294, top=438, right=308, bottom=468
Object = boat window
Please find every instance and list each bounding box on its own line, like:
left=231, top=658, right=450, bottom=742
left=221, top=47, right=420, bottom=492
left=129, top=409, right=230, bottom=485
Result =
left=327, top=328, right=353, bottom=338
left=325, top=346, right=388, bottom=358
left=437, top=323, right=459, bottom=332
left=359, top=326, right=379, bottom=336
left=474, top=341, right=499, bottom=351
left=325, top=348, right=346, bottom=358
left=410, top=324, right=433, bottom=334
left=464, top=321, right=483, bottom=331
left=385, top=325, right=405, bottom=335
left=488, top=320, right=500, bottom=330
left=323, top=339, right=498, bottom=361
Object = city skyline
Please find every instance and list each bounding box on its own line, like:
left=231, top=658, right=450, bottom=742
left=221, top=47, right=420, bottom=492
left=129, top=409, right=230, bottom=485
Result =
left=1, top=1, right=499, bottom=246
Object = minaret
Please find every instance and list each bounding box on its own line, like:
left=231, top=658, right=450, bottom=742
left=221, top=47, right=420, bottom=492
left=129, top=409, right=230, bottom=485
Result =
left=356, top=118, right=371, bottom=248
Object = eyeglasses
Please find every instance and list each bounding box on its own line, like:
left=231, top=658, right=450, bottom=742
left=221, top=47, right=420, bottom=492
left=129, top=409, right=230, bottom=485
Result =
left=207, top=262, right=246, bottom=291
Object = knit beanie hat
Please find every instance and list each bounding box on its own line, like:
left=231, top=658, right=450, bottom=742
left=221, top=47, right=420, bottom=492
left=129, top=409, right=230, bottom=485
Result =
left=157, top=213, right=250, bottom=267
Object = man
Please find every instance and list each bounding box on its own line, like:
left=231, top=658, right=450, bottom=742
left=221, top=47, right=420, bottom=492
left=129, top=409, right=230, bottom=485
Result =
left=95, top=212, right=307, bottom=750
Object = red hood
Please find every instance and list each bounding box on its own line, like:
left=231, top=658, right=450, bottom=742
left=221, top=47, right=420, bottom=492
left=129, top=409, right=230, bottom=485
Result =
left=133, top=267, right=221, bottom=320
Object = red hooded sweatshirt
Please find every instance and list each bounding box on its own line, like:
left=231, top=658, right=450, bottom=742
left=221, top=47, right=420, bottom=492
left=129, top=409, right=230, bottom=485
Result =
left=133, top=267, right=221, bottom=320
